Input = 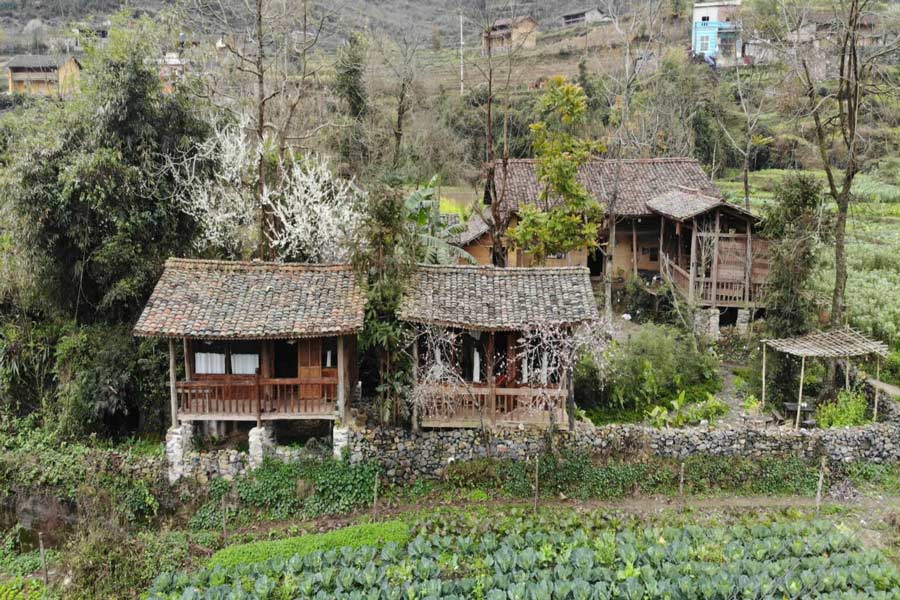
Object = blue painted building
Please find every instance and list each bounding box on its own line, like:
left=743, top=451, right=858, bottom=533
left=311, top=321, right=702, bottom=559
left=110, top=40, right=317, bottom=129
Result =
left=691, top=0, right=744, bottom=65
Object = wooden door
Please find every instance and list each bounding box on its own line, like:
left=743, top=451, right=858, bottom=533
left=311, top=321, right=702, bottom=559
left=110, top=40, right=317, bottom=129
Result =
left=298, top=338, right=323, bottom=402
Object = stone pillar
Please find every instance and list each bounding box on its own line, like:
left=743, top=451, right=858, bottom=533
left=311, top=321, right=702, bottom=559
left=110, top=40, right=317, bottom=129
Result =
left=332, top=424, right=349, bottom=459
left=735, top=308, right=751, bottom=334
left=693, top=308, right=720, bottom=341
left=248, top=424, right=275, bottom=469
left=165, top=422, right=193, bottom=484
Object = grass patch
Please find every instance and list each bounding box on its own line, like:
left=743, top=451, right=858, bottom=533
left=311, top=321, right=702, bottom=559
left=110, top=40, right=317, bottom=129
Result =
left=207, top=520, right=410, bottom=569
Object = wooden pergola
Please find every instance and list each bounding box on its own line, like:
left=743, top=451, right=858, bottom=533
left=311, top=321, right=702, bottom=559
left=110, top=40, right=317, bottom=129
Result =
left=761, top=328, right=889, bottom=428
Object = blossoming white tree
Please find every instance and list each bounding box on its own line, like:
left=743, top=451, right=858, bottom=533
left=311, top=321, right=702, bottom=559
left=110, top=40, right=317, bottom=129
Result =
left=170, top=119, right=364, bottom=262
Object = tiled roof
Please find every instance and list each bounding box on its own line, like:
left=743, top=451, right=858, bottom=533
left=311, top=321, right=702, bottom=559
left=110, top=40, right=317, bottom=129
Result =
left=398, top=264, right=599, bottom=331
left=647, top=187, right=757, bottom=221
left=490, top=158, right=720, bottom=217
left=443, top=213, right=491, bottom=246
left=134, top=259, right=365, bottom=340
left=7, top=55, right=77, bottom=70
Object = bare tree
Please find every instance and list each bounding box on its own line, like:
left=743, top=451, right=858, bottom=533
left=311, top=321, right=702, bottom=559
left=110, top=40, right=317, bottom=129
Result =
left=596, top=0, right=666, bottom=318
left=182, top=0, right=340, bottom=257
left=715, top=67, right=779, bottom=209
left=463, top=0, right=532, bottom=267
left=779, top=0, right=899, bottom=327
left=372, top=33, right=421, bottom=169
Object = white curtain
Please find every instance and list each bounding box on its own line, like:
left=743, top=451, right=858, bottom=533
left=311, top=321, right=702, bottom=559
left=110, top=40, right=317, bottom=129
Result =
left=473, top=347, right=481, bottom=383
left=231, top=353, right=260, bottom=375
left=195, top=352, right=226, bottom=375
left=324, top=350, right=333, bottom=368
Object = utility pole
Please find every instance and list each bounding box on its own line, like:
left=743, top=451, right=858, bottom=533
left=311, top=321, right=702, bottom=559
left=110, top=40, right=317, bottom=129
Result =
left=459, top=12, right=465, bottom=95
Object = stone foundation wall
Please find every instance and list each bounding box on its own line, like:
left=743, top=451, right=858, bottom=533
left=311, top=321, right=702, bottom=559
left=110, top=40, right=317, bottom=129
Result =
left=347, top=419, right=900, bottom=484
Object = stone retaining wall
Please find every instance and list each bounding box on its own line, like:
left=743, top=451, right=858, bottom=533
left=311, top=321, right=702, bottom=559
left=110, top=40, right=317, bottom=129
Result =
left=165, top=377, right=900, bottom=485
left=347, top=419, right=900, bottom=484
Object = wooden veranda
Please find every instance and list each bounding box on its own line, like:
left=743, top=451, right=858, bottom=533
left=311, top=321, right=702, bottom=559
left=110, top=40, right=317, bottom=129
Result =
left=399, top=264, right=598, bottom=430
left=650, top=188, right=770, bottom=308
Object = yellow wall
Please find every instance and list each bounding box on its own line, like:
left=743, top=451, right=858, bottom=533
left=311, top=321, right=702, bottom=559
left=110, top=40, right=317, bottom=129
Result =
left=8, top=59, right=80, bottom=97
left=609, top=218, right=662, bottom=278
left=58, top=59, right=81, bottom=96
left=460, top=215, right=665, bottom=276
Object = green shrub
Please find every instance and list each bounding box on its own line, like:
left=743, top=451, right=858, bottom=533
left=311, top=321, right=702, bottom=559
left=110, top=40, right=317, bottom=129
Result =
left=189, top=457, right=381, bottom=529
left=604, top=323, right=720, bottom=412
left=817, top=389, right=870, bottom=428
left=55, top=324, right=169, bottom=439
left=0, top=578, right=48, bottom=600
left=449, top=452, right=821, bottom=500
left=208, top=520, right=410, bottom=569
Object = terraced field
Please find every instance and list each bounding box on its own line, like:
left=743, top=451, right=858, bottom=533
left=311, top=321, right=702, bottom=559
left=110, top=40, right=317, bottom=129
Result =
left=147, top=507, right=900, bottom=599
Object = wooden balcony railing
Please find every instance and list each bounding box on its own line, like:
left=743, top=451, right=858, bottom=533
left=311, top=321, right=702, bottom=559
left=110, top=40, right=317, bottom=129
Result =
left=176, top=376, right=338, bottom=421
left=663, top=252, right=768, bottom=307
left=417, top=384, right=569, bottom=429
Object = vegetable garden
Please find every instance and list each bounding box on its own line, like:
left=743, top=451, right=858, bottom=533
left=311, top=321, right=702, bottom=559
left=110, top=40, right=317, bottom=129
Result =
left=147, top=509, right=900, bottom=599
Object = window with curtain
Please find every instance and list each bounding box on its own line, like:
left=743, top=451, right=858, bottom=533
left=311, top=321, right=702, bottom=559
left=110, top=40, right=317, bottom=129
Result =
left=195, top=341, right=226, bottom=374
left=321, top=337, right=338, bottom=368
left=460, top=331, right=486, bottom=383
left=230, top=340, right=260, bottom=375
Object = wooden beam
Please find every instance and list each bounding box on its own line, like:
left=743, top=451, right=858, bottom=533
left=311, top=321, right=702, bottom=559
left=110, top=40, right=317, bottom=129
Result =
left=689, top=218, right=698, bottom=301
left=169, top=339, right=178, bottom=428
left=761, top=343, right=767, bottom=410
left=631, top=220, right=638, bottom=276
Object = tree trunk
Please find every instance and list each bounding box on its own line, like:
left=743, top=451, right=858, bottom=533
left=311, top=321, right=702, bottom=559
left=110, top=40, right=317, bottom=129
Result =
left=742, top=152, right=750, bottom=210
left=255, top=0, right=270, bottom=259
left=393, top=84, right=407, bottom=168
left=830, top=193, right=849, bottom=326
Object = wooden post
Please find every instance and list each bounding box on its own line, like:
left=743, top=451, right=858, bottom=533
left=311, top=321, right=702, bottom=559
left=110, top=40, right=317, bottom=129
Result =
left=38, top=532, right=48, bottom=587
left=169, top=339, right=178, bottom=428
left=631, top=219, right=638, bottom=276
left=679, top=462, right=685, bottom=497
left=255, top=369, right=261, bottom=428
left=815, top=455, right=826, bottom=513
left=676, top=221, right=683, bottom=268
left=710, top=210, right=720, bottom=307
left=844, top=356, right=850, bottom=390
left=875, top=358, right=881, bottom=422
left=183, top=338, right=192, bottom=382
left=487, top=332, right=496, bottom=425
left=761, top=343, right=767, bottom=410
left=411, top=338, right=419, bottom=432
left=745, top=217, right=752, bottom=303
left=567, top=369, right=575, bottom=431
left=795, top=356, right=806, bottom=429
left=337, top=336, right=348, bottom=424
left=688, top=219, right=698, bottom=301
left=659, top=217, right=664, bottom=262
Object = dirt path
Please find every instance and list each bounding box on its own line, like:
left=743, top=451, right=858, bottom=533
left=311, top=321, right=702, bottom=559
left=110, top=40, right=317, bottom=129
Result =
left=718, top=362, right=747, bottom=425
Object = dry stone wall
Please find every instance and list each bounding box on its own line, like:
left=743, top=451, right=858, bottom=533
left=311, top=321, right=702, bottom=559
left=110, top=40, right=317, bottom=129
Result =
left=165, top=384, right=900, bottom=485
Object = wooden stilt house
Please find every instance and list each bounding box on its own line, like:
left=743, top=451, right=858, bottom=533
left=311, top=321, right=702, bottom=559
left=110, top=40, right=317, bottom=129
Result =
left=398, top=265, right=599, bottom=429
left=134, top=259, right=364, bottom=427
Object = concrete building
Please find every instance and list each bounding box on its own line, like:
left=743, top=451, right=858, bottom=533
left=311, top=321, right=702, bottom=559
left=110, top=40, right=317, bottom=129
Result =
left=692, top=0, right=745, bottom=67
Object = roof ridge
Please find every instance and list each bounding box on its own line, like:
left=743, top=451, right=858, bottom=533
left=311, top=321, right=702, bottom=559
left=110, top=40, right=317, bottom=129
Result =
left=165, top=257, right=354, bottom=271
left=415, top=263, right=590, bottom=274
